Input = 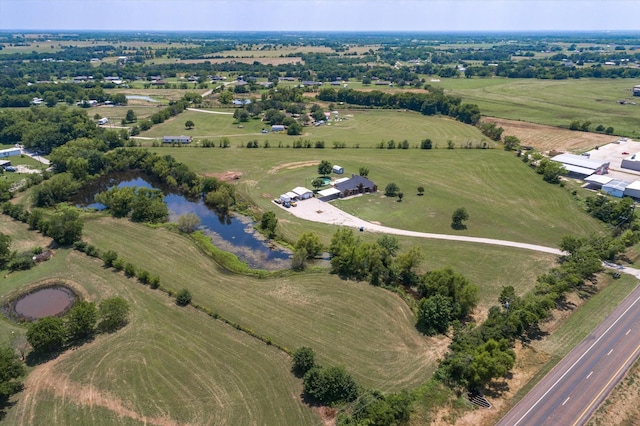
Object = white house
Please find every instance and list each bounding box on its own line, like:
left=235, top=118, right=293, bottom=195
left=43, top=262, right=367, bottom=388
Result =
left=162, top=136, right=192, bottom=144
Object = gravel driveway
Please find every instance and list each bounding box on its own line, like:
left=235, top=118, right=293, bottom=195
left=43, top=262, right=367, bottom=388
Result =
left=277, top=197, right=564, bottom=255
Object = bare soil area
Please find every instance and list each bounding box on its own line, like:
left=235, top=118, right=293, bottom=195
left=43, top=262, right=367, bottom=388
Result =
left=203, top=170, right=243, bottom=181
left=484, top=117, right=618, bottom=153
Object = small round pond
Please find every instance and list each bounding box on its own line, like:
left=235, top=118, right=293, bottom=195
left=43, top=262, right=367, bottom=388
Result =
left=12, top=286, right=77, bottom=320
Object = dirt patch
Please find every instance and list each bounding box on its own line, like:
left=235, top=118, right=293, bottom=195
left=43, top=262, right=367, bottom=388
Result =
left=484, top=117, right=617, bottom=153
left=314, top=406, right=337, bottom=426
left=203, top=171, right=242, bottom=181
left=267, top=160, right=319, bottom=174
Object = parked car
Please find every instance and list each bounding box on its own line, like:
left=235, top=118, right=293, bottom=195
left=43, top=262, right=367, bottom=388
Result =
left=273, top=198, right=282, bottom=204
left=4, top=166, right=16, bottom=172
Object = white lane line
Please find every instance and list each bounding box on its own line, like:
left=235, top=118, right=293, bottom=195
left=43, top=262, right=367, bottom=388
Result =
left=586, top=371, right=593, bottom=379
left=626, top=329, right=631, bottom=336
left=562, top=397, right=571, bottom=406
left=607, top=349, right=614, bottom=356
left=510, top=292, right=640, bottom=426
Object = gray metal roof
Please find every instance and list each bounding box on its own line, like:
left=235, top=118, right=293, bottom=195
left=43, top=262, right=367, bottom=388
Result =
left=551, top=153, right=609, bottom=170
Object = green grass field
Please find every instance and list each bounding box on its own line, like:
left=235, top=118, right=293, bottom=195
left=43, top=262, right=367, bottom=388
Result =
left=152, top=146, right=604, bottom=247
left=433, top=77, right=640, bottom=137
left=81, top=217, right=437, bottom=391
left=138, top=108, right=494, bottom=148
left=1, top=248, right=318, bottom=425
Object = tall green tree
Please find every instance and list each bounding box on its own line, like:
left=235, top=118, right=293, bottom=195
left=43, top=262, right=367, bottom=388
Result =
left=294, top=232, right=323, bottom=258
left=0, top=232, right=11, bottom=270
left=27, top=316, right=66, bottom=354
left=66, top=301, right=98, bottom=342
left=292, top=347, right=315, bottom=377
left=260, top=211, right=278, bottom=238
left=318, top=160, right=332, bottom=176
left=0, top=345, right=26, bottom=406
left=451, top=207, right=469, bottom=229
left=98, top=297, right=130, bottom=333
left=46, top=206, right=83, bottom=246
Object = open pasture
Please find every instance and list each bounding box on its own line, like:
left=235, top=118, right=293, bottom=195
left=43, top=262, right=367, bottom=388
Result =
left=435, top=78, right=640, bottom=137
left=153, top=147, right=604, bottom=248
left=82, top=217, right=438, bottom=391
left=1, top=249, right=318, bottom=425
left=139, top=108, right=492, bottom=148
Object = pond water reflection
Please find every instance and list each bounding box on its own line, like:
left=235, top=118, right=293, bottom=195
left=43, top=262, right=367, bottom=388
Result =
left=76, top=172, right=291, bottom=270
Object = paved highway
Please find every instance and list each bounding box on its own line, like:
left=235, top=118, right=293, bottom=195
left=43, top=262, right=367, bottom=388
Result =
left=497, top=283, right=640, bottom=426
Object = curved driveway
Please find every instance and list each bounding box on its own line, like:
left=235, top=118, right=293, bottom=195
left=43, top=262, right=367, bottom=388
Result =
left=279, top=197, right=564, bottom=255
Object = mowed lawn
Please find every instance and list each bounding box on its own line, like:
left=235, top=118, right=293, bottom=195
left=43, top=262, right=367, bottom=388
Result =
left=153, top=147, right=605, bottom=247
left=139, top=108, right=493, bottom=148
left=2, top=249, right=318, bottom=425
left=82, top=217, right=438, bottom=391
left=436, top=77, right=640, bottom=137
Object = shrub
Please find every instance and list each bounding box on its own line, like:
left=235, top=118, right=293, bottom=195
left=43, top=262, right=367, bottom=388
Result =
left=176, top=288, right=192, bottom=306
left=292, top=347, right=315, bottom=377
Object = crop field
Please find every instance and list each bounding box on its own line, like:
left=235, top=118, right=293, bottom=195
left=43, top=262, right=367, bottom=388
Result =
left=434, top=78, right=640, bottom=137
left=139, top=108, right=493, bottom=148
left=152, top=147, right=604, bottom=247
left=1, top=248, right=318, bottom=425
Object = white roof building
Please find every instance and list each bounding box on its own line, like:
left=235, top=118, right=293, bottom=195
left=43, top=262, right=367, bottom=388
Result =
left=551, top=153, right=609, bottom=175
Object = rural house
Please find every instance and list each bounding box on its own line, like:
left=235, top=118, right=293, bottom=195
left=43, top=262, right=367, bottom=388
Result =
left=334, top=175, right=377, bottom=198
left=162, top=135, right=192, bottom=144
left=0, top=147, right=21, bottom=158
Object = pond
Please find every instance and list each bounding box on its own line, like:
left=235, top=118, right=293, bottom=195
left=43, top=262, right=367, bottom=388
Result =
left=125, top=95, right=160, bottom=103
left=75, top=172, right=292, bottom=270
left=13, top=286, right=76, bottom=320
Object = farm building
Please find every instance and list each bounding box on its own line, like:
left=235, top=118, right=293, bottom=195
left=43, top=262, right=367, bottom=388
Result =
left=332, top=165, right=344, bottom=174
left=162, top=136, right=192, bottom=144
left=97, top=117, right=109, bottom=125
left=271, top=125, right=285, bottom=132
left=0, top=160, right=11, bottom=169
left=317, top=187, right=341, bottom=201
left=602, top=180, right=630, bottom=198
left=279, top=194, right=292, bottom=203
left=0, top=147, right=21, bottom=158
left=584, top=175, right=613, bottom=189
left=291, top=187, right=313, bottom=200
left=334, top=175, right=377, bottom=198
left=621, top=153, right=640, bottom=172
left=624, top=181, right=640, bottom=199
left=634, top=85, right=640, bottom=96
left=551, top=153, right=609, bottom=176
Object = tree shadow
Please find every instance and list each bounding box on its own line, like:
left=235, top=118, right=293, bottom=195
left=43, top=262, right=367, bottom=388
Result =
left=0, top=398, right=18, bottom=421
left=25, top=350, right=61, bottom=367
left=554, top=294, right=576, bottom=311
left=450, top=223, right=467, bottom=230
left=483, top=375, right=512, bottom=398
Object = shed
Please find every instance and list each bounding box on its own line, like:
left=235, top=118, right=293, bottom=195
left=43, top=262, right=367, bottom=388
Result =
left=291, top=187, right=313, bottom=200
left=97, top=117, right=109, bottom=125
left=271, top=125, right=285, bottom=132
left=0, top=160, right=10, bottom=169
left=624, top=181, right=640, bottom=199
left=162, top=135, right=192, bottom=144
left=602, top=180, right=630, bottom=198
left=332, top=165, right=344, bottom=174
left=0, top=147, right=21, bottom=158
left=317, top=187, right=340, bottom=201
left=285, top=191, right=298, bottom=201
left=279, top=194, right=292, bottom=203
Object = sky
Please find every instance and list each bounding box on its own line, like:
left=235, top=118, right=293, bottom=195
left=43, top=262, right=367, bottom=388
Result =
left=1, top=0, right=639, bottom=33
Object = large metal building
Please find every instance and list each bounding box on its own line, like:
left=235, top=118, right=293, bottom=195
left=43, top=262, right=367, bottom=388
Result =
left=551, top=153, right=610, bottom=176
left=602, top=180, right=630, bottom=198
left=624, top=181, right=640, bottom=199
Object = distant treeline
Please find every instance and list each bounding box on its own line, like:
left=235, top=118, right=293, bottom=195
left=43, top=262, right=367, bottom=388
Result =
left=317, top=87, right=481, bottom=125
